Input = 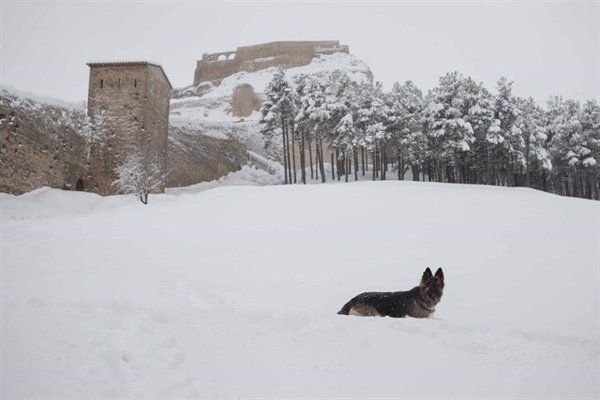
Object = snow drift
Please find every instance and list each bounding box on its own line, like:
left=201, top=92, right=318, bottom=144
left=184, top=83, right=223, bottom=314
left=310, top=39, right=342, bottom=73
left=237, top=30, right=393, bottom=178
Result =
left=2, top=181, right=598, bottom=398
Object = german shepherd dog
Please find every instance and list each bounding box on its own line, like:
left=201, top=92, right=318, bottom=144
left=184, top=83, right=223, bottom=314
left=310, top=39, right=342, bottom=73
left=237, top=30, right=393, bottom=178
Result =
left=337, top=267, right=444, bottom=318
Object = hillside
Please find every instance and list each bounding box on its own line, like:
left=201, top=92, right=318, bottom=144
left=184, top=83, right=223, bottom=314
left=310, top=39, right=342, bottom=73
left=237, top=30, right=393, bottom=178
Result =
left=166, top=51, right=373, bottom=186
left=2, top=181, right=598, bottom=398
left=171, top=52, right=372, bottom=123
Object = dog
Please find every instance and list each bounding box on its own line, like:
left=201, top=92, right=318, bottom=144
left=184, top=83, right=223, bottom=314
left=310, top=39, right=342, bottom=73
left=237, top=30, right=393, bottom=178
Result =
left=337, top=267, right=444, bottom=318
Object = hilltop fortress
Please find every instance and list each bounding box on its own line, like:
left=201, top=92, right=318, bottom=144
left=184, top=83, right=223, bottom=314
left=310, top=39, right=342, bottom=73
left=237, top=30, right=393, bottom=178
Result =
left=193, top=40, right=349, bottom=86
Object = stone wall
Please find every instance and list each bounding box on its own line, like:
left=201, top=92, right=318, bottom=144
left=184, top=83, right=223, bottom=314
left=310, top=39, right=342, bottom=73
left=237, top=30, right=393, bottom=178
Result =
left=167, top=124, right=248, bottom=187
left=86, top=62, right=171, bottom=195
left=0, top=91, right=87, bottom=195
left=193, top=40, right=349, bottom=86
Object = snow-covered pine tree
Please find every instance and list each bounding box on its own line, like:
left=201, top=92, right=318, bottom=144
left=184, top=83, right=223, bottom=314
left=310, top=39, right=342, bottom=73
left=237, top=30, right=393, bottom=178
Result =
left=294, top=74, right=330, bottom=183
left=423, top=72, right=477, bottom=183
left=259, top=69, right=296, bottom=184
left=576, top=99, right=600, bottom=198
left=546, top=96, right=584, bottom=196
left=383, top=81, right=426, bottom=180
left=323, top=71, right=360, bottom=182
left=355, top=81, right=388, bottom=180
left=512, top=96, right=552, bottom=189
left=293, top=75, right=309, bottom=184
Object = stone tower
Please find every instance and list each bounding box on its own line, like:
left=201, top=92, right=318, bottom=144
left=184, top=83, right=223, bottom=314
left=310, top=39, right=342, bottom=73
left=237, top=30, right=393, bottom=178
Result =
left=86, top=61, right=172, bottom=195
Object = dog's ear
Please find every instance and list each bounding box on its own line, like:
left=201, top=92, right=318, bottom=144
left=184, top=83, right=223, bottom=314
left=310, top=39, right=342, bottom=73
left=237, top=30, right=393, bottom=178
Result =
left=422, top=267, right=433, bottom=281
left=435, top=267, right=444, bottom=281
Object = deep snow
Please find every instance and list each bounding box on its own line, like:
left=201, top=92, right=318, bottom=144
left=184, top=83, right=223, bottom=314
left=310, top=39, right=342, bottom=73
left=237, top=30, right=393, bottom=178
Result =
left=1, top=180, right=599, bottom=398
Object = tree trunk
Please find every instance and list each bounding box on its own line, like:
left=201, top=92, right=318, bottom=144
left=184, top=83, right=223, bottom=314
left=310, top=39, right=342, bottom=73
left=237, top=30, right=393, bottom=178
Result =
left=291, top=124, right=297, bottom=184
left=336, top=150, right=342, bottom=181
left=318, top=137, right=326, bottom=183
left=281, top=118, right=289, bottom=185
left=308, top=135, right=314, bottom=180
left=361, top=147, right=366, bottom=176
left=315, top=142, right=320, bottom=181
left=300, top=128, right=306, bottom=184
left=412, top=165, right=419, bottom=181
left=345, top=152, right=349, bottom=183
left=284, top=122, right=292, bottom=184
left=331, top=153, right=335, bottom=181
left=372, top=150, right=376, bottom=181
left=375, top=145, right=380, bottom=179
left=397, top=153, right=405, bottom=180
left=354, top=148, right=359, bottom=181
left=428, top=161, right=433, bottom=182
left=446, top=163, right=453, bottom=183
left=381, top=145, right=387, bottom=180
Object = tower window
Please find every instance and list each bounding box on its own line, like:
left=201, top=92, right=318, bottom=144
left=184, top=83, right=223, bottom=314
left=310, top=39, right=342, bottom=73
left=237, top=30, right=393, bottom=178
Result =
left=134, top=79, right=137, bottom=88
left=100, top=79, right=104, bottom=88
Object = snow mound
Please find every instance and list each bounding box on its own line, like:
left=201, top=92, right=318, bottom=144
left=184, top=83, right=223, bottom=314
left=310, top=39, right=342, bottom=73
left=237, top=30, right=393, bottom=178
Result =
left=166, top=164, right=283, bottom=195
left=0, top=187, right=136, bottom=221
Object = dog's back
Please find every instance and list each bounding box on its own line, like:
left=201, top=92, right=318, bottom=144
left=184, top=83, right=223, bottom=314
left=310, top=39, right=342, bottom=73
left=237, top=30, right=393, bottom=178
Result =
left=337, top=288, right=422, bottom=318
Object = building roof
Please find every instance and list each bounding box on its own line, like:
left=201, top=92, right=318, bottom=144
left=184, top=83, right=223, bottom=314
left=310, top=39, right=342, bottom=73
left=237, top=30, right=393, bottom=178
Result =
left=86, top=61, right=172, bottom=90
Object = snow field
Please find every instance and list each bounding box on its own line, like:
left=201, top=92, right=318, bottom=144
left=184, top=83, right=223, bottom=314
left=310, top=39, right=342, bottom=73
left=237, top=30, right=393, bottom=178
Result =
left=2, top=181, right=599, bottom=398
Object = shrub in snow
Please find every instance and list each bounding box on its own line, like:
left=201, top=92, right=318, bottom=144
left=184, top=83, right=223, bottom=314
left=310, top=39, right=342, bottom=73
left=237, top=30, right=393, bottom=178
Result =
left=113, top=151, right=166, bottom=204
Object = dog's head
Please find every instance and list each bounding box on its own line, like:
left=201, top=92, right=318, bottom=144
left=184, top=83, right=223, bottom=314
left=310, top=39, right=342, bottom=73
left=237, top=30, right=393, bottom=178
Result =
left=419, top=267, right=444, bottom=305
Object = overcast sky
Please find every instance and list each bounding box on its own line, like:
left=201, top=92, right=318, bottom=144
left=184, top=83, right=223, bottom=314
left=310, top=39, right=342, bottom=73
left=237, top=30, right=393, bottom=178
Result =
left=1, top=1, right=598, bottom=105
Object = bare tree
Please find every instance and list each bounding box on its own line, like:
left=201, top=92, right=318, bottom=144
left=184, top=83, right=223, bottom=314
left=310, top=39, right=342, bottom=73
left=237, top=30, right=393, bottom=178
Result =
left=113, top=151, right=166, bottom=204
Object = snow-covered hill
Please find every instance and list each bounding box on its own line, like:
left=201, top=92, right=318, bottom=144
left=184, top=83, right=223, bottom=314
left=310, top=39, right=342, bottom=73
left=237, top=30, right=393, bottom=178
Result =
left=168, top=52, right=373, bottom=181
left=170, top=52, right=372, bottom=124
left=2, top=181, right=598, bottom=398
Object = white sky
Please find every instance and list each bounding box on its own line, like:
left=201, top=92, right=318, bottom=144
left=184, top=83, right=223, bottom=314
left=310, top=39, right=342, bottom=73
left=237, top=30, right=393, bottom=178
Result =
left=1, top=1, right=598, bottom=105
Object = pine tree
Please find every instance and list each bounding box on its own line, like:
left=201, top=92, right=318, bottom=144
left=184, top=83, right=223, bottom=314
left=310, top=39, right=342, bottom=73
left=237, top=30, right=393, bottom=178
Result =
left=423, top=72, right=478, bottom=183
left=576, top=100, right=600, bottom=198
left=384, top=81, right=426, bottom=180
left=324, top=71, right=359, bottom=182
left=513, top=96, right=552, bottom=189
left=546, top=96, right=583, bottom=196
left=259, top=69, right=296, bottom=184
left=294, top=74, right=330, bottom=183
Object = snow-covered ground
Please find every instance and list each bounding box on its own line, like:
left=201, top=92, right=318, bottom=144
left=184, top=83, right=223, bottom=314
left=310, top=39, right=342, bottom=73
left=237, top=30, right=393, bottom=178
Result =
left=2, top=180, right=599, bottom=398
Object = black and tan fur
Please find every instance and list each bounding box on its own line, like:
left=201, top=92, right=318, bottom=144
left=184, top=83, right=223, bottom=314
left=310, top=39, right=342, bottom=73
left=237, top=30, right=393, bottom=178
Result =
left=337, top=267, right=445, bottom=318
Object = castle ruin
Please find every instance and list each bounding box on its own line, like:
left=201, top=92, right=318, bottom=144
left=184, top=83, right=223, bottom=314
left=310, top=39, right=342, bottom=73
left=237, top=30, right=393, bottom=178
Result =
left=193, top=40, right=349, bottom=86
left=86, top=62, right=172, bottom=195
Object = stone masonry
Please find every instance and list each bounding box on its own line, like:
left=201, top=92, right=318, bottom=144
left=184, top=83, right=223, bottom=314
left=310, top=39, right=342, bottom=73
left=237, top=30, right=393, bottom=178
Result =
left=0, top=91, right=87, bottom=194
left=193, top=40, right=349, bottom=86
left=86, top=62, right=172, bottom=195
